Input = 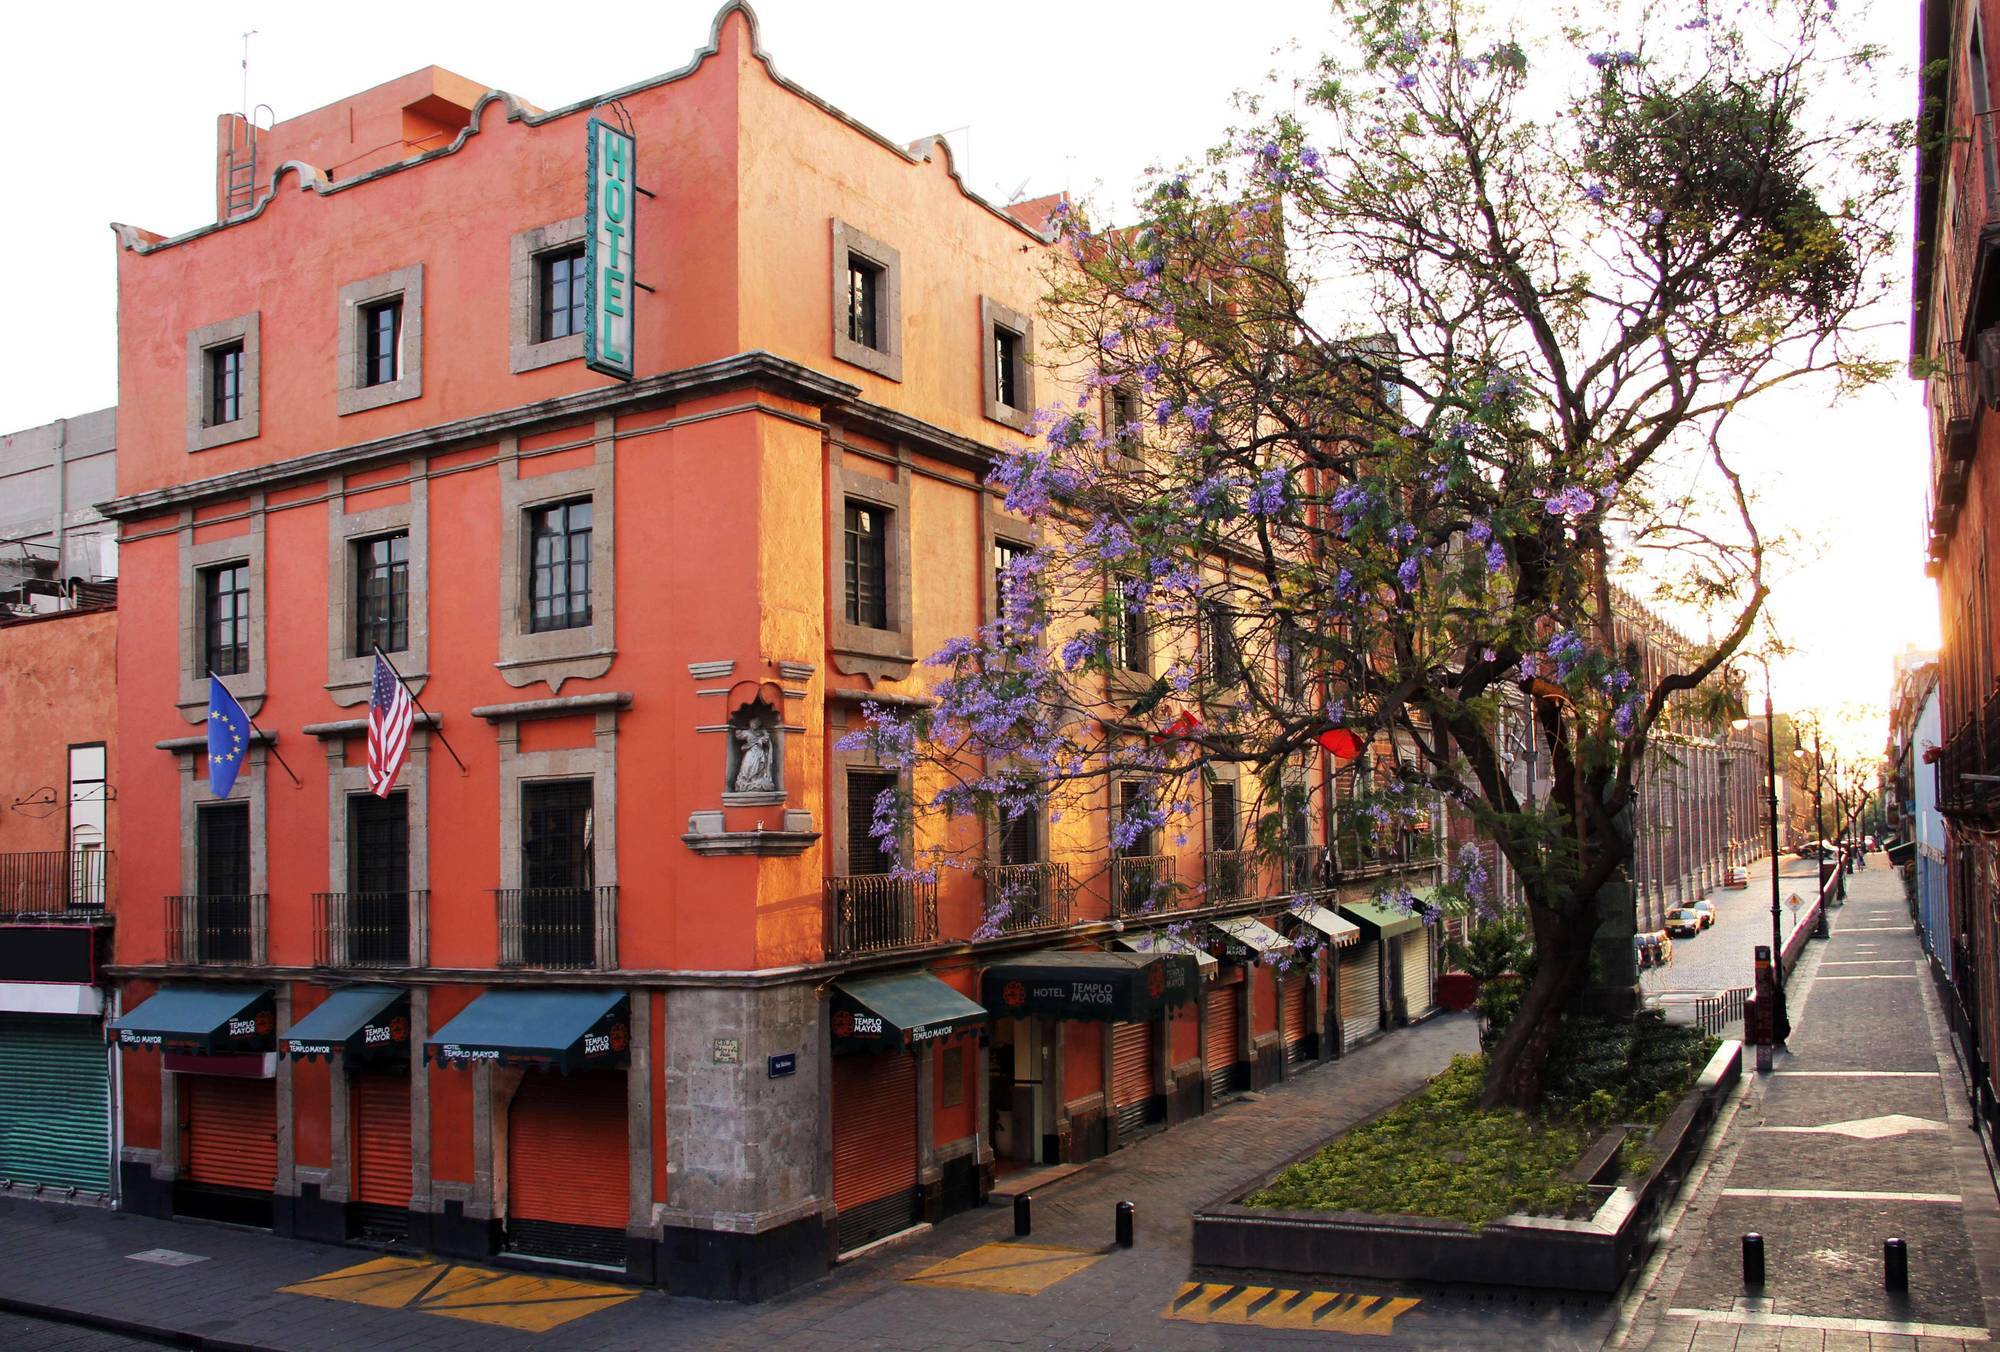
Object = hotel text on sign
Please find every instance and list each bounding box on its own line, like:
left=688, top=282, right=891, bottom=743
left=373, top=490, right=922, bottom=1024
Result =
left=585, top=117, right=636, bottom=380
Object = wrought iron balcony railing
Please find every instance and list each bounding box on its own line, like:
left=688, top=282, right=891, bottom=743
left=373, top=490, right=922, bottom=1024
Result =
left=166, top=893, right=267, bottom=966
left=495, top=886, right=617, bottom=970
left=982, top=861, right=1074, bottom=934
left=1109, top=853, right=1177, bottom=917
left=0, top=849, right=112, bottom=919
left=826, top=873, right=938, bottom=957
left=1205, top=849, right=1260, bottom=902
left=314, top=890, right=428, bottom=969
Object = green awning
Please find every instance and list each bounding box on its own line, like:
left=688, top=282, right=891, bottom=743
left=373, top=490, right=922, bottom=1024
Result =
left=1339, top=899, right=1426, bottom=939
left=282, top=986, right=408, bottom=1062
left=1112, top=930, right=1218, bottom=977
left=831, top=972, right=988, bottom=1053
left=982, top=948, right=1200, bottom=1021
left=426, top=989, right=629, bottom=1073
left=111, top=986, right=274, bottom=1055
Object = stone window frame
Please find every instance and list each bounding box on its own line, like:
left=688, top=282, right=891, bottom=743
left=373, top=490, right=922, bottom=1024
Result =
left=493, top=705, right=622, bottom=971
left=326, top=466, right=429, bottom=707
left=826, top=702, right=914, bottom=876
left=178, top=514, right=267, bottom=722
left=496, top=423, right=616, bottom=692
left=1104, top=568, right=1155, bottom=701
left=980, top=296, right=1036, bottom=433
left=337, top=263, right=425, bottom=416
left=830, top=219, right=903, bottom=382
left=185, top=311, right=261, bottom=453
left=176, top=741, right=270, bottom=898
left=826, top=445, right=914, bottom=681
left=321, top=727, right=432, bottom=967
left=980, top=492, right=1042, bottom=631
left=509, top=217, right=587, bottom=374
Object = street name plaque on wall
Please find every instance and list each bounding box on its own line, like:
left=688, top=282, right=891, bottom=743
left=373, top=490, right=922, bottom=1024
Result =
left=584, top=115, right=636, bottom=381
left=711, top=1036, right=741, bottom=1065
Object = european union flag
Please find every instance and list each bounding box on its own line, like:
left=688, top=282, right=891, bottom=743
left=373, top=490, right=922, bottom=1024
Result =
left=207, top=676, right=252, bottom=797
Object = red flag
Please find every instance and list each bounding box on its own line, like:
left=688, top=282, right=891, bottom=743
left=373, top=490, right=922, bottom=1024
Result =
left=1151, top=708, right=1204, bottom=743
left=1315, top=727, right=1363, bottom=761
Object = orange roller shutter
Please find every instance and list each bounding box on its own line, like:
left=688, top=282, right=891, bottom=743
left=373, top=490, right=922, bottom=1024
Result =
left=508, top=1070, right=628, bottom=1231
left=184, top=1076, right=276, bottom=1192
left=352, top=1072, right=412, bottom=1208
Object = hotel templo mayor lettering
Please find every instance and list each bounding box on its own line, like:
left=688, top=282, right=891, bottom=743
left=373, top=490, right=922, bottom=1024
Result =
left=0, top=0, right=1450, bottom=1305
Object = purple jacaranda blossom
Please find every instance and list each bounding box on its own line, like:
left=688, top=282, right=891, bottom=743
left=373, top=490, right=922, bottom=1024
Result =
left=1186, top=404, right=1214, bottom=433
left=1140, top=255, right=1165, bottom=278
left=1467, top=519, right=1493, bottom=544
left=1546, top=630, right=1585, bottom=679
left=1397, top=556, right=1421, bottom=591
left=1613, top=701, right=1638, bottom=737
left=1485, top=540, right=1506, bottom=573
left=1397, top=73, right=1419, bottom=89
left=1585, top=183, right=1608, bottom=204
left=1301, top=147, right=1322, bottom=171
left=1247, top=467, right=1288, bottom=517
left=1060, top=633, right=1102, bottom=670
left=1100, top=331, right=1122, bottom=352
left=1646, top=207, right=1665, bottom=225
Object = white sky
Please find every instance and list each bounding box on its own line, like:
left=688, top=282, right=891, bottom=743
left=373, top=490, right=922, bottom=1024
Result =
left=0, top=0, right=1932, bottom=760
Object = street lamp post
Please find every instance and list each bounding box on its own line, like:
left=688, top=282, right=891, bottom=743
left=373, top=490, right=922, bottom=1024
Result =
left=1733, top=666, right=1789, bottom=1045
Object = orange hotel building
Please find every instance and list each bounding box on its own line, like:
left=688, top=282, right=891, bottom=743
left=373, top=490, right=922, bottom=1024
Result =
left=99, top=3, right=1443, bottom=1298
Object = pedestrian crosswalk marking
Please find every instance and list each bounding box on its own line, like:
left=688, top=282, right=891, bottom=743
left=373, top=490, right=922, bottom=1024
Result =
left=281, top=1256, right=637, bottom=1332
left=906, top=1242, right=1103, bottom=1295
left=1165, top=1280, right=1419, bottom=1334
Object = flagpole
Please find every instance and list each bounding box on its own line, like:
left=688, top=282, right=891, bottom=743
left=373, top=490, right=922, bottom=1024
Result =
left=209, top=671, right=303, bottom=787
left=374, top=646, right=469, bottom=774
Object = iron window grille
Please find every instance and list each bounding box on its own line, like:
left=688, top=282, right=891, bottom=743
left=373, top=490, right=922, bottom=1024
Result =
left=843, top=503, right=890, bottom=630
left=993, top=326, right=1024, bottom=409
left=354, top=532, right=410, bottom=656
left=538, top=246, right=587, bottom=342
left=515, top=779, right=598, bottom=968
left=528, top=498, right=593, bottom=633
left=360, top=297, right=403, bottom=387
left=1110, top=578, right=1147, bottom=673
left=189, top=802, right=256, bottom=964
left=846, top=769, right=898, bottom=875
left=846, top=255, right=883, bottom=350
left=203, top=562, right=251, bottom=676
left=208, top=341, right=245, bottom=425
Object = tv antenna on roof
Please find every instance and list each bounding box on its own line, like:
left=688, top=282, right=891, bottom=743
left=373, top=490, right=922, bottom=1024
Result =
left=241, top=30, right=258, bottom=122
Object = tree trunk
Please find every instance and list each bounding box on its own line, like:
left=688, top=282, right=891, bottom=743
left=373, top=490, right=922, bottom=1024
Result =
left=1475, top=900, right=1598, bottom=1110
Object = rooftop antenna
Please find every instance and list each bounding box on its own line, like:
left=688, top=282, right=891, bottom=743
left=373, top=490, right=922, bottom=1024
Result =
left=241, top=30, right=258, bottom=122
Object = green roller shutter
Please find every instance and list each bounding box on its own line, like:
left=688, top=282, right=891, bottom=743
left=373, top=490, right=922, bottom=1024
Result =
left=0, top=1015, right=111, bottom=1194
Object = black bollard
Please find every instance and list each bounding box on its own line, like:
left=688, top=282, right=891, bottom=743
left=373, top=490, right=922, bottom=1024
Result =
left=1115, top=1200, right=1135, bottom=1249
left=1885, top=1237, right=1908, bottom=1292
left=1014, top=1193, right=1032, bottom=1238
left=1742, top=1233, right=1765, bottom=1287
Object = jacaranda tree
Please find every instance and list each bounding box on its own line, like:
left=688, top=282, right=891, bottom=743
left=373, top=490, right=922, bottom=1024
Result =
left=843, top=0, right=1903, bottom=1108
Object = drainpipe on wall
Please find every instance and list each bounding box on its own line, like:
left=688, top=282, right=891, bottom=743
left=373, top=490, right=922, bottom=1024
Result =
left=52, top=416, right=68, bottom=602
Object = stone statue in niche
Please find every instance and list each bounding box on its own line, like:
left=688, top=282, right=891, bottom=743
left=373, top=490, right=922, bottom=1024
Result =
left=733, top=725, right=775, bottom=793
left=723, top=697, right=785, bottom=804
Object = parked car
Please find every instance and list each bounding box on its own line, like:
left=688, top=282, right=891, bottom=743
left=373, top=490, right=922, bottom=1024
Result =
left=1690, top=900, right=1716, bottom=928
left=1665, top=908, right=1704, bottom=938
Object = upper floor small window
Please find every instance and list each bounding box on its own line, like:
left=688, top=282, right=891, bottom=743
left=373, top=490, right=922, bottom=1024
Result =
left=994, top=538, right=1031, bottom=623
left=204, top=562, right=251, bottom=676
left=1207, top=603, right=1241, bottom=685
left=538, top=246, right=587, bottom=342
left=993, top=326, right=1024, bottom=410
left=208, top=342, right=245, bottom=426
left=1107, top=385, right=1139, bottom=437
left=846, top=255, right=883, bottom=351
left=528, top=499, right=593, bottom=633
left=354, top=532, right=410, bottom=656
left=844, top=502, right=890, bottom=630
left=361, top=298, right=403, bottom=387
left=1110, top=578, right=1148, bottom=674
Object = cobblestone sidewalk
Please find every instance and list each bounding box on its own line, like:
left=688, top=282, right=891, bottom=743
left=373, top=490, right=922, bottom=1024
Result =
left=1615, top=857, right=2000, bottom=1352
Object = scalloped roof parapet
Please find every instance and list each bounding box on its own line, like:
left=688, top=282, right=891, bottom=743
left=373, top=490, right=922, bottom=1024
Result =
left=110, top=1, right=1052, bottom=259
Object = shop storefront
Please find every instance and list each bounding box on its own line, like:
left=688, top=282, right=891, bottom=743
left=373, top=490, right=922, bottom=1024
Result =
left=281, top=985, right=412, bottom=1244
left=1284, top=902, right=1360, bottom=1057
left=426, top=989, right=631, bottom=1270
left=111, top=985, right=277, bottom=1227
left=1340, top=898, right=1428, bottom=1032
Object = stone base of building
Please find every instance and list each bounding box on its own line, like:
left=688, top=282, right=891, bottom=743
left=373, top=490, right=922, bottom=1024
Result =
left=658, top=1211, right=829, bottom=1303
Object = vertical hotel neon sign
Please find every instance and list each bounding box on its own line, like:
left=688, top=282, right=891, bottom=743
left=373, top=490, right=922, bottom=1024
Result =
left=585, top=116, right=636, bottom=380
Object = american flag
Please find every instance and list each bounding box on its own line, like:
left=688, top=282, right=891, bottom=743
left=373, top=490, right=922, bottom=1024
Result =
left=367, top=652, right=415, bottom=797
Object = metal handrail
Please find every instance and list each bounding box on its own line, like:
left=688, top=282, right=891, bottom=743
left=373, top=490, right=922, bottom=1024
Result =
left=165, top=893, right=267, bottom=966
left=0, top=850, right=113, bottom=918
left=1205, top=849, right=1261, bottom=902
left=313, top=890, right=428, bottom=968
left=494, top=885, right=616, bottom=970
left=982, top=861, right=1074, bottom=934
left=825, top=873, right=939, bottom=957
left=1109, top=853, right=1177, bottom=917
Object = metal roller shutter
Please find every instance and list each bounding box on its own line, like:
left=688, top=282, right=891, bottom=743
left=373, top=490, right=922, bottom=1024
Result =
left=1281, top=978, right=1309, bottom=1064
left=832, top=1050, right=919, bottom=1253
left=0, top=1015, right=110, bottom=1194
left=184, top=1075, right=276, bottom=1192
left=1339, top=939, right=1381, bottom=1050
left=1400, top=931, right=1434, bottom=1021
left=1111, top=1020, right=1153, bottom=1137
left=1204, top=985, right=1240, bottom=1102
left=507, top=1070, right=628, bottom=1267
left=352, top=1072, right=412, bottom=1242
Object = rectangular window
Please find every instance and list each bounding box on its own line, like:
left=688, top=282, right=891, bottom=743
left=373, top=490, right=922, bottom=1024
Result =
left=198, top=801, right=251, bottom=898
left=844, top=502, right=890, bottom=630
left=202, top=562, right=251, bottom=676
left=1108, top=386, right=1138, bottom=435
left=522, top=780, right=594, bottom=890
left=349, top=791, right=410, bottom=896
left=993, top=326, right=1024, bottom=410
left=999, top=801, right=1040, bottom=867
left=528, top=498, right=593, bottom=633
left=361, top=297, right=403, bottom=387
left=1279, top=620, right=1305, bottom=700
left=538, top=246, right=587, bottom=342
left=353, top=532, right=410, bottom=656
left=1116, top=781, right=1153, bottom=858
left=847, top=769, right=898, bottom=875
left=1210, top=781, right=1239, bottom=853
left=208, top=342, right=245, bottom=426
left=993, top=538, right=1031, bottom=623
left=1207, top=604, right=1240, bottom=684
left=846, top=255, right=883, bottom=350
left=1110, top=577, right=1147, bottom=674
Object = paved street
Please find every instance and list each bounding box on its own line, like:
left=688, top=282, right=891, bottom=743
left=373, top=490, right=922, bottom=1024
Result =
left=1616, top=857, right=2000, bottom=1351
left=1642, top=854, right=1829, bottom=1000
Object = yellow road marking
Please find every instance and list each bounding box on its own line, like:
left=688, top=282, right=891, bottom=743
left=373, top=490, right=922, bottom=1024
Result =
left=281, top=1257, right=637, bottom=1333
left=906, top=1242, right=1104, bottom=1295
left=1163, top=1280, right=1420, bottom=1336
